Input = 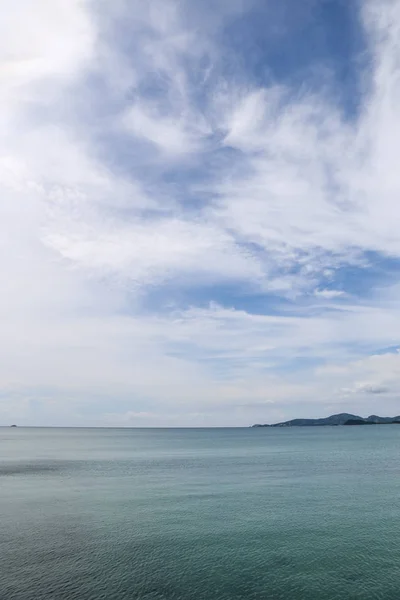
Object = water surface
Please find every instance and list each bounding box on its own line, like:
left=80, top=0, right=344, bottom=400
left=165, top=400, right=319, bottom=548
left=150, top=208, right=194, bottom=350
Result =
left=1, top=426, right=400, bottom=599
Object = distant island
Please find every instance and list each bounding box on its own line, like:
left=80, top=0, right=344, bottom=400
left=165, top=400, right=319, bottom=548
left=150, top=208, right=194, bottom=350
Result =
left=252, top=413, right=400, bottom=427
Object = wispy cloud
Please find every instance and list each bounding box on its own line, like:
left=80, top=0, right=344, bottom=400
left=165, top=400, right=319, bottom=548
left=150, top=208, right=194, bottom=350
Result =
left=2, top=0, right=400, bottom=425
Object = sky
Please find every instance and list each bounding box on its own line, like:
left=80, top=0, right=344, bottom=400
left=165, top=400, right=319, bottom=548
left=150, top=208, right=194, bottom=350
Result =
left=2, top=0, right=400, bottom=426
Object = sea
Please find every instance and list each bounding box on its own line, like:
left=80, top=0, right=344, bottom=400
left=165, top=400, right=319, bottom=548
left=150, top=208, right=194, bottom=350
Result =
left=1, top=426, right=400, bottom=600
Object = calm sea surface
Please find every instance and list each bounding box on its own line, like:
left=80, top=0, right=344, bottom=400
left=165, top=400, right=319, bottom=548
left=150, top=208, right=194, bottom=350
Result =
left=1, top=426, right=400, bottom=600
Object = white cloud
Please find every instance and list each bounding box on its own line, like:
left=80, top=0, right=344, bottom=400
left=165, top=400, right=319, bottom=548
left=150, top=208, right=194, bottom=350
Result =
left=3, top=0, right=400, bottom=425
left=314, top=289, right=345, bottom=299
left=0, top=0, right=94, bottom=123
left=123, top=104, right=198, bottom=156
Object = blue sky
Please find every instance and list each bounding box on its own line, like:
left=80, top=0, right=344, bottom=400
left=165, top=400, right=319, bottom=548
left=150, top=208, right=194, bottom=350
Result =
left=2, top=0, right=400, bottom=426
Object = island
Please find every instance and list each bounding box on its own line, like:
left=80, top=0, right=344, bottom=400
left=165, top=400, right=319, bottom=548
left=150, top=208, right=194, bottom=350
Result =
left=252, top=413, right=400, bottom=427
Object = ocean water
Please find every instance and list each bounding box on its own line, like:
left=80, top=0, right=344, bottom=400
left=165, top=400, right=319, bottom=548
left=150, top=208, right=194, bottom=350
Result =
left=1, top=427, right=400, bottom=600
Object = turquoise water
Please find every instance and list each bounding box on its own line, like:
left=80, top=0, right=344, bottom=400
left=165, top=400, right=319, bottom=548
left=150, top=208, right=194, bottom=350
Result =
left=1, top=426, right=400, bottom=600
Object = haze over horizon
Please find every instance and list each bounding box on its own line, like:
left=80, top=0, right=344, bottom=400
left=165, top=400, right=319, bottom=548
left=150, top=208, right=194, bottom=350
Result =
left=3, top=0, right=400, bottom=426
